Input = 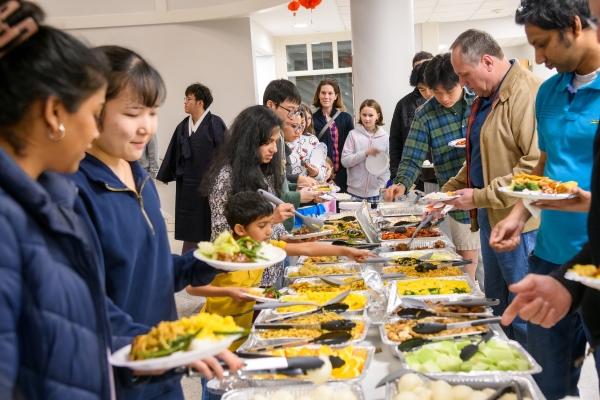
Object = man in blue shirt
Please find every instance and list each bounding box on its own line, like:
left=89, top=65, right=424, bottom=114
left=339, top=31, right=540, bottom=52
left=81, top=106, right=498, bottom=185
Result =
left=490, top=0, right=600, bottom=397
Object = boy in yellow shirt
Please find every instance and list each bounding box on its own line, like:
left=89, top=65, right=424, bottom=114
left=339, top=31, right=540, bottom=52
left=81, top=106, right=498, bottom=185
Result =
left=186, top=191, right=373, bottom=350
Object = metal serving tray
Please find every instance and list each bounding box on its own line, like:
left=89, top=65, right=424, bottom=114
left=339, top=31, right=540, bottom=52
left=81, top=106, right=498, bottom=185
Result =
left=221, top=382, right=365, bottom=400
left=379, top=249, right=463, bottom=262
left=297, top=255, right=351, bottom=265
left=233, top=343, right=376, bottom=386
left=378, top=230, right=445, bottom=243
left=379, top=315, right=494, bottom=347
left=378, top=238, right=455, bottom=251
left=379, top=205, right=425, bottom=217
left=394, top=336, right=542, bottom=376
left=381, top=265, right=467, bottom=280
left=246, top=316, right=371, bottom=346
left=385, top=374, right=544, bottom=400
left=284, top=262, right=361, bottom=283
left=390, top=295, right=493, bottom=317
left=354, top=201, right=379, bottom=243
left=266, top=291, right=372, bottom=316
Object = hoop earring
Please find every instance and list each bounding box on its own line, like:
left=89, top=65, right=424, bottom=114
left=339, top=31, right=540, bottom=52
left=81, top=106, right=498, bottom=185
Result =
left=47, top=124, right=66, bottom=141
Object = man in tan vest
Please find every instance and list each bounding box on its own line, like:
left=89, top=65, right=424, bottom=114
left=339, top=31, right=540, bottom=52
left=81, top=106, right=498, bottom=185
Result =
left=441, top=29, right=542, bottom=348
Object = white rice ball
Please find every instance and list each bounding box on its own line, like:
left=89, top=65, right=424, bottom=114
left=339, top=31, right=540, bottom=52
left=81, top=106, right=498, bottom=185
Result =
left=397, top=373, right=423, bottom=392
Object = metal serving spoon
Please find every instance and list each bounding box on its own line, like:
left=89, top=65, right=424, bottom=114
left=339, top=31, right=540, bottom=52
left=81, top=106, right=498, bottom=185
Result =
left=258, top=189, right=324, bottom=232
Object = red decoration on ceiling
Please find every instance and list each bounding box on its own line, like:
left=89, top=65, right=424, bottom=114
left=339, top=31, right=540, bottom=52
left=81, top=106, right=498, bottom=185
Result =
left=298, top=0, right=322, bottom=9
left=288, top=0, right=300, bottom=24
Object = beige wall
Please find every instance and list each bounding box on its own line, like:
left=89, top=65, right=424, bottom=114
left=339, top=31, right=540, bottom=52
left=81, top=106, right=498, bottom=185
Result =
left=68, top=17, right=257, bottom=217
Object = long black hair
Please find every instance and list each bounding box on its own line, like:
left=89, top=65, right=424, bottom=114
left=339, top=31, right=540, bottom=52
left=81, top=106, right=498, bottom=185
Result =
left=202, top=105, right=283, bottom=197
left=0, top=0, right=108, bottom=155
left=93, top=46, right=166, bottom=129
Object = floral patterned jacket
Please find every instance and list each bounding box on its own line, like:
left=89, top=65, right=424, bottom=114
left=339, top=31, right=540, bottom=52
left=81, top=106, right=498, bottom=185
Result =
left=209, top=164, right=287, bottom=286
left=286, top=134, right=328, bottom=183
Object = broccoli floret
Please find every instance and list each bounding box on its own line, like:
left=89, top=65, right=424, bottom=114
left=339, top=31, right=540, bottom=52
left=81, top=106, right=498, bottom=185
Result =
left=526, top=182, right=541, bottom=191
left=513, top=184, right=527, bottom=191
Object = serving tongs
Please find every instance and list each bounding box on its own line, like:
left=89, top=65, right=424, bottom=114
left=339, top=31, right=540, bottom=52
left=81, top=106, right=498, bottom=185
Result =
left=414, top=259, right=473, bottom=272
left=263, top=303, right=350, bottom=323
left=397, top=331, right=493, bottom=353
left=401, top=297, right=499, bottom=310
left=406, top=212, right=436, bottom=248
left=254, top=319, right=356, bottom=331
left=319, top=276, right=364, bottom=287
left=184, top=354, right=345, bottom=378
left=246, top=331, right=352, bottom=352
left=258, top=189, right=324, bottom=232
left=412, top=317, right=502, bottom=334
left=396, top=307, right=489, bottom=320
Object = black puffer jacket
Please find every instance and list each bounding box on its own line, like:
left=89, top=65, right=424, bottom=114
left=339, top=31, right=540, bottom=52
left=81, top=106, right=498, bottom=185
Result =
left=389, top=88, right=427, bottom=179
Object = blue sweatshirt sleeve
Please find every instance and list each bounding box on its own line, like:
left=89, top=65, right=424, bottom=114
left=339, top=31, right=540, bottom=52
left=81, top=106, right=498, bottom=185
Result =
left=172, top=250, right=220, bottom=291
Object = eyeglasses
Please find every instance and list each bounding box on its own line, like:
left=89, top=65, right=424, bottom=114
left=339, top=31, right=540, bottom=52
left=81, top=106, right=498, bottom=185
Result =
left=183, top=97, right=197, bottom=103
left=276, top=103, right=302, bottom=118
left=587, top=17, right=598, bottom=31
left=291, top=124, right=305, bottom=132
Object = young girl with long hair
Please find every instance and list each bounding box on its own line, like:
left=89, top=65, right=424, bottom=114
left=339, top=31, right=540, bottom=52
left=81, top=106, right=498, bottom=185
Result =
left=341, top=99, right=390, bottom=206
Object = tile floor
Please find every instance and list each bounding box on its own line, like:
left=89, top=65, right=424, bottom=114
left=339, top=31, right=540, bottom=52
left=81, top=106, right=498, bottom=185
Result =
left=170, top=233, right=600, bottom=400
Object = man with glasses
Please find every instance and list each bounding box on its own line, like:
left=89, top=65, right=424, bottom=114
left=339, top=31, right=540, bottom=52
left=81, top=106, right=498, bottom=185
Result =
left=263, top=79, right=321, bottom=232
left=489, top=0, right=600, bottom=397
left=157, top=82, right=227, bottom=254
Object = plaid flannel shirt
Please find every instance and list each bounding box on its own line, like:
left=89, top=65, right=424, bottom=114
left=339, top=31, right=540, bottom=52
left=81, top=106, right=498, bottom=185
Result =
left=394, top=90, right=476, bottom=224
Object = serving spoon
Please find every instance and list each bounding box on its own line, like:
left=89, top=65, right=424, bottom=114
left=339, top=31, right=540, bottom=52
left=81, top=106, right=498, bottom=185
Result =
left=258, top=189, right=324, bottom=232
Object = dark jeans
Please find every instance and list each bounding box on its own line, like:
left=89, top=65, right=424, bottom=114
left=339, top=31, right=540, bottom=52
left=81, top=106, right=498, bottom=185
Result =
left=478, top=208, right=535, bottom=349
left=528, top=254, right=600, bottom=399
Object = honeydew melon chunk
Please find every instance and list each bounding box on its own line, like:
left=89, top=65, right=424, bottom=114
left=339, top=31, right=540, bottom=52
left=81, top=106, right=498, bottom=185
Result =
left=516, top=359, right=531, bottom=371
left=488, top=348, right=515, bottom=362
left=406, top=355, right=420, bottom=365
left=497, top=360, right=518, bottom=371
left=439, top=341, right=459, bottom=356
left=459, top=361, right=473, bottom=372
left=471, top=355, right=494, bottom=365
left=422, top=359, right=442, bottom=373
left=456, top=340, right=472, bottom=350
left=408, top=361, right=423, bottom=372
left=417, top=348, right=437, bottom=364
left=471, top=362, right=489, bottom=371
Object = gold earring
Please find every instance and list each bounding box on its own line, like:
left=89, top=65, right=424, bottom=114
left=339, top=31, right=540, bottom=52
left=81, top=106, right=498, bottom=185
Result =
left=47, top=124, right=66, bottom=141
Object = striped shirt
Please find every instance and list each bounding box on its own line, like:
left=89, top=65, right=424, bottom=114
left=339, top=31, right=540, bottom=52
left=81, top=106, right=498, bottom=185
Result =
left=394, top=90, right=476, bottom=224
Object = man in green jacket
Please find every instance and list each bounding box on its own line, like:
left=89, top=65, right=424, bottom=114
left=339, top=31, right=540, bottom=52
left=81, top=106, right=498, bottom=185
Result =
left=263, top=79, right=321, bottom=231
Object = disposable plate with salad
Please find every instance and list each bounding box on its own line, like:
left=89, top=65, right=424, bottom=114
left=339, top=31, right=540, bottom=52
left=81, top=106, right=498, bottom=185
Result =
left=194, top=232, right=286, bottom=271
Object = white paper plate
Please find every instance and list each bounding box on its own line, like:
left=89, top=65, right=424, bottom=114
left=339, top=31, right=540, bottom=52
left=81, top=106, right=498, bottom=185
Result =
left=193, top=247, right=287, bottom=271
left=243, top=289, right=281, bottom=302
left=365, top=151, right=390, bottom=175
left=423, top=193, right=462, bottom=202
left=448, top=139, right=467, bottom=148
left=498, top=186, right=575, bottom=201
left=110, top=336, right=240, bottom=371
left=309, top=143, right=327, bottom=167
left=287, top=229, right=334, bottom=240
left=422, top=162, right=434, bottom=169
left=565, top=271, right=600, bottom=290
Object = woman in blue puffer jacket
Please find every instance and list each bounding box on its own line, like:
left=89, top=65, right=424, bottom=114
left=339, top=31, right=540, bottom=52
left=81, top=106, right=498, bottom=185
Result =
left=0, top=3, right=115, bottom=399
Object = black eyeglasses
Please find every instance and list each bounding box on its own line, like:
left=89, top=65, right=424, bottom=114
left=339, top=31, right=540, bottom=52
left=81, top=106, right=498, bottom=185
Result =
left=276, top=103, right=302, bottom=118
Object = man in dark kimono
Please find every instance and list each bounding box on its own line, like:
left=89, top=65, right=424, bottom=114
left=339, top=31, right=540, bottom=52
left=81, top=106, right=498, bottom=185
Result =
left=157, top=83, right=226, bottom=254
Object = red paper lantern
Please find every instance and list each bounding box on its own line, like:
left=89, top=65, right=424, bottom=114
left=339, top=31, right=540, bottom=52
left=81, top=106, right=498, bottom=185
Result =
left=288, top=1, right=300, bottom=15
left=298, top=0, right=322, bottom=9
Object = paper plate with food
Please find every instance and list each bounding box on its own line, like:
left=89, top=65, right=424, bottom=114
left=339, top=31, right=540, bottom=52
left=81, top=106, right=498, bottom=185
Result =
left=311, top=184, right=335, bottom=193
left=243, top=287, right=284, bottom=302
left=110, top=313, right=246, bottom=371
left=498, top=174, right=578, bottom=201
left=423, top=191, right=461, bottom=202
left=448, top=138, right=467, bottom=148
left=194, top=232, right=286, bottom=271
left=288, top=226, right=334, bottom=240
left=565, top=264, right=600, bottom=290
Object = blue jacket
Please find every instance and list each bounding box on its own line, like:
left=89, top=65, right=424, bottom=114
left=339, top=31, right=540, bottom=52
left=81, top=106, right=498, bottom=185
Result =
left=0, top=148, right=114, bottom=400
left=68, top=154, right=220, bottom=400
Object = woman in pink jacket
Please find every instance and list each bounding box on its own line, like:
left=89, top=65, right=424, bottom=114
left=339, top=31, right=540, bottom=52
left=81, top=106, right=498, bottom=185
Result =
left=341, top=99, right=390, bottom=206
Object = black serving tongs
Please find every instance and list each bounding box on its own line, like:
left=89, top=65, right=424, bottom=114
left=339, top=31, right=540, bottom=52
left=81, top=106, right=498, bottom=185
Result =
left=412, top=317, right=501, bottom=334
left=263, top=303, right=350, bottom=323
left=414, top=259, right=473, bottom=272
left=246, top=331, right=352, bottom=353
left=396, top=307, right=488, bottom=319
left=254, top=319, right=356, bottom=331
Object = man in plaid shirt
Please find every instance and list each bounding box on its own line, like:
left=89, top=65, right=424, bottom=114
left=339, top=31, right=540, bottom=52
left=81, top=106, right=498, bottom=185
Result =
left=385, top=53, right=480, bottom=281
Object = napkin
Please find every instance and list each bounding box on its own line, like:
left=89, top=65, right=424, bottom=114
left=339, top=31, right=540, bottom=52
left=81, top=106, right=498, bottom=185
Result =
left=523, top=199, right=542, bottom=219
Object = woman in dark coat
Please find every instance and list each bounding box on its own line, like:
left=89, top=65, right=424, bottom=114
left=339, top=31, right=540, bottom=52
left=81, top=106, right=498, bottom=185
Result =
left=0, top=5, right=115, bottom=398
left=312, top=78, right=354, bottom=193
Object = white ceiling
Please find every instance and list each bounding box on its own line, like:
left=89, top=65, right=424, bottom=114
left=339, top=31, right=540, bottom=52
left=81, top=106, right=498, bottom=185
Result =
left=413, top=0, right=520, bottom=23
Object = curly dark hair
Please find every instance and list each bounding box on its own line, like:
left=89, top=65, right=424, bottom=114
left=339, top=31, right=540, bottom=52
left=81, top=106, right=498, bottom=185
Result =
left=202, top=105, right=284, bottom=197
left=185, top=82, right=213, bottom=109
left=515, top=0, right=593, bottom=40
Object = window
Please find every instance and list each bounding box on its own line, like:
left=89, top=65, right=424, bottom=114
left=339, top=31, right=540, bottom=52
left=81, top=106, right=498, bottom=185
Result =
left=279, top=34, right=354, bottom=117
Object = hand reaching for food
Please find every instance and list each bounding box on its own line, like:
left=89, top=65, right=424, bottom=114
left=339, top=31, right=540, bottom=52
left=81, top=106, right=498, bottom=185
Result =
left=345, top=248, right=377, bottom=263
left=272, top=203, right=295, bottom=224
left=384, top=184, right=406, bottom=202
left=227, top=287, right=253, bottom=303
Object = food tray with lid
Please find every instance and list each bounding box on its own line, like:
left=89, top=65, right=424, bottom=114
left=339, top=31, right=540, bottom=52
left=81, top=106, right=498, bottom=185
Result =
left=284, top=263, right=361, bottom=283
left=229, top=342, right=376, bottom=386
left=394, top=336, right=542, bottom=376
left=265, top=290, right=372, bottom=316
left=246, top=316, right=371, bottom=346
left=354, top=201, right=379, bottom=243
left=385, top=373, right=543, bottom=400
left=379, top=315, right=495, bottom=347
left=220, top=382, right=365, bottom=400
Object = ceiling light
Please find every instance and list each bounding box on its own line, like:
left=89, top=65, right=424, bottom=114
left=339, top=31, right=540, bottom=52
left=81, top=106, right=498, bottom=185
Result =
left=492, top=9, right=503, bottom=13
left=294, top=23, right=308, bottom=28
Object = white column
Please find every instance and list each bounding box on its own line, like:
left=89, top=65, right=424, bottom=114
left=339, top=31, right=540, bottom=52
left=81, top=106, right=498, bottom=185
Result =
left=421, top=22, right=440, bottom=55
left=350, top=0, right=415, bottom=128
